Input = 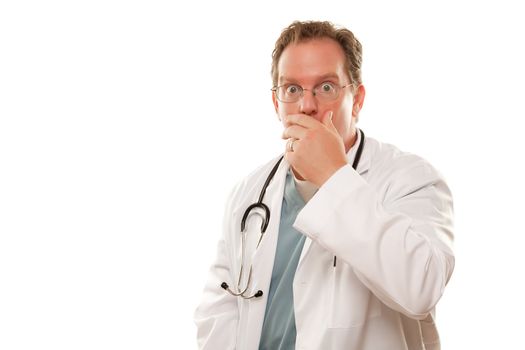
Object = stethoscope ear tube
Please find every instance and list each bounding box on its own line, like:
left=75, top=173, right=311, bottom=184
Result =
left=241, top=203, right=270, bottom=233
left=240, top=155, right=284, bottom=233
left=352, top=129, right=365, bottom=170
left=221, top=156, right=284, bottom=300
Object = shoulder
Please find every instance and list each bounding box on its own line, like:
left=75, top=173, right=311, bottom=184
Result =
left=364, top=136, right=449, bottom=201
left=226, top=154, right=286, bottom=208
left=366, top=136, right=442, bottom=178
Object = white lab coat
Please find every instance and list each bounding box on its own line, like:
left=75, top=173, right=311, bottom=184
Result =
left=194, top=135, right=454, bottom=350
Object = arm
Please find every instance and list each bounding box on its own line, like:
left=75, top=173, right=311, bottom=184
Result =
left=293, top=161, right=455, bottom=320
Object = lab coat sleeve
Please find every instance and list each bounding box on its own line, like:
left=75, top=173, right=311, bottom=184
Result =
left=194, top=186, right=239, bottom=349
left=293, top=160, right=455, bottom=320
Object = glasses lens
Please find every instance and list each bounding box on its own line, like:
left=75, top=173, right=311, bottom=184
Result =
left=278, top=85, right=302, bottom=102
left=315, top=82, right=339, bottom=101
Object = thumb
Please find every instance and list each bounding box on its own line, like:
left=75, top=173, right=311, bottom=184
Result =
left=322, top=110, right=335, bottom=129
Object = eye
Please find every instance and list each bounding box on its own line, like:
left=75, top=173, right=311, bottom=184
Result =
left=285, top=84, right=301, bottom=95
left=319, top=82, right=335, bottom=92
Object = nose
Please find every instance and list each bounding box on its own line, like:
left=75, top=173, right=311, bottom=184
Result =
left=299, top=89, right=318, bottom=117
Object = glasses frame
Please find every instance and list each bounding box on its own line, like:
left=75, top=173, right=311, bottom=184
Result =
left=271, top=82, right=353, bottom=103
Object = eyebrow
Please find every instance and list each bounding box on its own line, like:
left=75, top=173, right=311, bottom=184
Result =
left=279, top=74, right=341, bottom=85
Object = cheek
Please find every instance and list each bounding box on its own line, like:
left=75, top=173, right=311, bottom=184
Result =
left=338, top=97, right=355, bottom=120
left=279, top=103, right=299, bottom=115
left=277, top=104, right=299, bottom=124
left=332, top=101, right=353, bottom=130
left=339, top=96, right=354, bottom=114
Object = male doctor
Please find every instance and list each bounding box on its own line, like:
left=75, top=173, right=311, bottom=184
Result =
left=194, top=20, right=454, bottom=350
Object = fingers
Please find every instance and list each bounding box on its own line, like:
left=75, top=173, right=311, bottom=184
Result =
left=281, top=124, right=307, bottom=140
left=282, top=113, right=324, bottom=141
left=282, top=114, right=319, bottom=128
left=321, top=111, right=334, bottom=126
left=284, top=111, right=334, bottom=129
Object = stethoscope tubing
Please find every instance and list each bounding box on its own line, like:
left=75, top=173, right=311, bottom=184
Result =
left=221, top=129, right=365, bottom=299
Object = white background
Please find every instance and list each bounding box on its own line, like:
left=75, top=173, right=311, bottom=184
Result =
left=1, top=0, right=524, bottom=349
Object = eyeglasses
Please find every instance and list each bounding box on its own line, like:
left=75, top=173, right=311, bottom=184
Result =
left=271, top=82, right=352, bottom=103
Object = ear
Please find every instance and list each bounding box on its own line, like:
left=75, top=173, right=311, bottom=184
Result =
left=272, top=91, right=281, bottom=121
left=352, top=84, right=366, bottom=119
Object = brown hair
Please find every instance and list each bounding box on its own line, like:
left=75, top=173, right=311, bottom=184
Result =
left=271, top=21, right=363, bottom=90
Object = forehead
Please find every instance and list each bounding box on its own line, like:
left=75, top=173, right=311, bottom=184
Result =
left=277, top=38, right=347, bottom=84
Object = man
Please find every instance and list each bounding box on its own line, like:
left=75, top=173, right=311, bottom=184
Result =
left=194, top=20, right=454, bottom=350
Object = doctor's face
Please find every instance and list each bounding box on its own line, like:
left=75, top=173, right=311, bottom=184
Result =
left=272, top=38, right=365, bottom=152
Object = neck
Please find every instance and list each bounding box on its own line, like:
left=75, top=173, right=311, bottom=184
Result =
left=344, top=128, right=358, bottom=154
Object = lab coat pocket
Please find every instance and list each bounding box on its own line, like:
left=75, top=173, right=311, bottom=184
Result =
left=328, top=262, right=382, bottom=328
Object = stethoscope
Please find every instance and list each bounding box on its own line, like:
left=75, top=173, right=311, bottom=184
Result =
left=221, top=129, right=365, bottom=299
